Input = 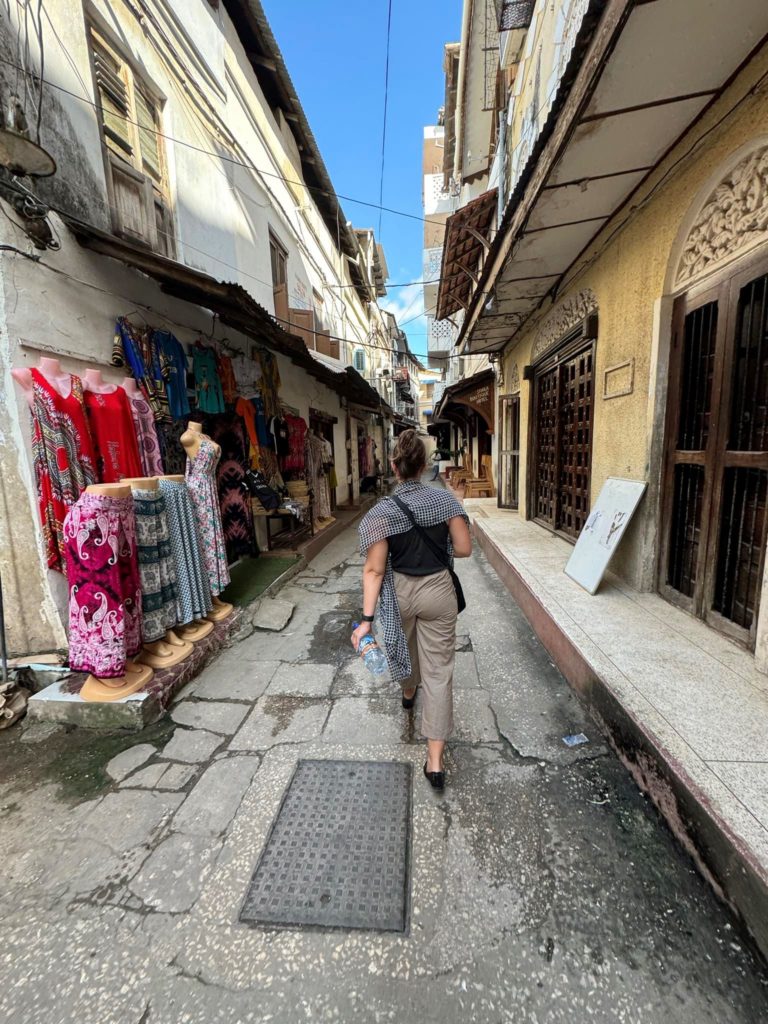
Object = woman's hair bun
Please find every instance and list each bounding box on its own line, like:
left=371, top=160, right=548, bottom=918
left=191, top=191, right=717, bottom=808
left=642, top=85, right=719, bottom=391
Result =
left=392, top=429, right=426, bottom=480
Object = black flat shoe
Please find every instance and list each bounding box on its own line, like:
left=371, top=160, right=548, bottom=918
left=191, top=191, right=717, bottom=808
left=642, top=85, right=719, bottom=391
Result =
left=402, top=693, right=416, bottom=709
left=423, top=762, right=445, bottom=791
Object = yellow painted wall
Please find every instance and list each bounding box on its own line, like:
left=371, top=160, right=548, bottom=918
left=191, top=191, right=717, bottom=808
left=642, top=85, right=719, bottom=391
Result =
left=501, top=47, right=768, bottom=590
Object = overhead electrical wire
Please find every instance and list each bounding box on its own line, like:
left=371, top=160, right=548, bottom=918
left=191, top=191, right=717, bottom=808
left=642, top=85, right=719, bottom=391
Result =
left=377, top=0, right=393, bottom=239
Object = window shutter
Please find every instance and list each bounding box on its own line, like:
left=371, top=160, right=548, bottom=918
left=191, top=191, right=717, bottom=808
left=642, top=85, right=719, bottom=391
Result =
left=92, top=37, right=133, bottom=159
left=135, top=88, right=162, bottom=184
left=273, top=283, right=289, bottom=326
left=289, top=307, right=316, bottom=350
left=110, top=157, right=157, bottom=248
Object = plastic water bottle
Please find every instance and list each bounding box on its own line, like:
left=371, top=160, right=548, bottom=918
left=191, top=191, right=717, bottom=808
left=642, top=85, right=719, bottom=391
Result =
left=352, top=623, right=388, bottom=676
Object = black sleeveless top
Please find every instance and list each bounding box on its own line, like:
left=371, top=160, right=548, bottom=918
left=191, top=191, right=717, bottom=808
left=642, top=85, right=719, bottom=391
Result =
left=388, top=523, right=449, bottom=576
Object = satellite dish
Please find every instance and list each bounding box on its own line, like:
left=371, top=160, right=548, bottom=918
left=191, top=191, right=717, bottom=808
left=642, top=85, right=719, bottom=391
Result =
left=0, top=98, right=56, bottom=178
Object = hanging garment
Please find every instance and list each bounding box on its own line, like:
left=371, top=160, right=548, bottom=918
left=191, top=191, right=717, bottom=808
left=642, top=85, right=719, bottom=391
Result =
left=158, top=479, right=213, bottom=624
left=63, top=491, right=142, bottom=678
left=185, top=438, right=231, bottom=596
left=193, top=346, right=225, bottom=414
left=216, top=353, right=239, bottom=404
left=132, top=487, right=178, bottom=642
left=207, top=414, right=256, bottom=561
left=235, top=396, right=261, bottom=468
left=306, top=432, right=332, bottom=520
left=127, top=391, right=163, bottom=476
left=113, top=319, right=166, bottom=420
left=270, top=415, right=291, bottom=458
left=154, top=330, right=190, bottom=419
left=29, top=370, right=97, bottom=572
left=84, top=387, right=143, bottom=483
left=282, top=414, right=308, bottom=473
left=157, top=419, right=187, bottom=476
left=253, top=395, right=273, bottom=448
left=257, top=349, right=281, bottom=418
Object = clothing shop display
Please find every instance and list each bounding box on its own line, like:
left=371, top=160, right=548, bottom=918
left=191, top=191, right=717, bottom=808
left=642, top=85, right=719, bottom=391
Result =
left=158, top=479, right=213, bottom=624
left=63, top=491, right=143, bottom=677
left=253, top=395, right=273, bottom=449
left=154, top=330, right=190, bottom=419
left=358, top=481, right=468, bottom=683
left=257, top=349, right=281, bottom=418
left=28, top=369, right=97, bottom=571
left=216, top=353, right=239, bottom=404
left=193, top=346, right=225, bottom=414
left=306, top=431, right=332, bottom=521
left=283, top=414, right=308, bottom=473
left=113, top=318, right=166, bottom=419
left=235, top=396, right=260, bottom=468
left=127, top=391, right=163, bottom=476
left=186, top=437, right=231, bottom=596
left=207, top=414, right=256, bottom=561
left=84, top=386, right=143, bottom=483
left=132, top=487, right=178, bottom=642
left=158, top=419, right=187, bottom=475
left=270, top=415, right=290, bottom=458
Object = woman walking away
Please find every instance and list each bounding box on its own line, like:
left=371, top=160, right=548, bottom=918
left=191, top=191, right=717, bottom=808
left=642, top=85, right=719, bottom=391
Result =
left=353, top=430, right=472, bottom=790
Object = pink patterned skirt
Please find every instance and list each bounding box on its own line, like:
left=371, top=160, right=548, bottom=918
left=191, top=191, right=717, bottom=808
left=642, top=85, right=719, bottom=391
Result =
left=63, top=492, right=142, bottom=678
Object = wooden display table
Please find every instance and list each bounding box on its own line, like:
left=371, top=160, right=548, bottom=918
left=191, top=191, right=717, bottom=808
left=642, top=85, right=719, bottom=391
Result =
left=252, top=503, right=314, bottom=551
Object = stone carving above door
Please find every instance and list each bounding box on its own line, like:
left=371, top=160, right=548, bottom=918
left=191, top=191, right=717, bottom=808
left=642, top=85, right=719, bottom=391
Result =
left=531, top=288, right=598, bottom=362
left=508, top=362, right=520, bottom=395
left=676, top=143, right=768, bottom=287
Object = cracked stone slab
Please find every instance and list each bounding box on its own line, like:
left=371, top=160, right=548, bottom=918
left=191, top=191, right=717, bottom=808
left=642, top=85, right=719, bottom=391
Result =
left=129, top=832, right=221, bottom=912
left=252, top=598, right=295, bottom=632
left=322, top=696, right=406, bottom=746
left=120, top=762, right=167, bottom=789
left=453, top=651, right=480, bottom=689
left=171, top=700, right=249, bottom=735
left=452, top=689, right=500, bottom=743
left=79, top=789, right=184, bottom=851
left=159, top=728, right=223, bottom=764
left=186, top=658, right=280, bottom=703
left=230, top=697, right=331, bottom=750
left=172, top=755, right=260, bottom=837
left=105, top=744, right=156, bottom=782
left=155, top=763, right=198, bottom=790
left=266, top=662, right=335, bottom=697
left=332, top=656, right=397, bottom=698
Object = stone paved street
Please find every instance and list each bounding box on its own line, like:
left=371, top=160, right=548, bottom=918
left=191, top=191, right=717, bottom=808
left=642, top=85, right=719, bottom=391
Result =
left=1, top=532, right=767, bottom=1023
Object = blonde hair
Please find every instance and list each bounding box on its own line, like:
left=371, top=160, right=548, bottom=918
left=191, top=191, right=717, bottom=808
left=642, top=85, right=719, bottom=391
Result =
left=392, top=429, right=426, bottom=480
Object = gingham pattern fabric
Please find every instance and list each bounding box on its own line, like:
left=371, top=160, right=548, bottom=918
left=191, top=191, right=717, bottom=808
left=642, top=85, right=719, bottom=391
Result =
left=358, top=481, right=468, bottom=682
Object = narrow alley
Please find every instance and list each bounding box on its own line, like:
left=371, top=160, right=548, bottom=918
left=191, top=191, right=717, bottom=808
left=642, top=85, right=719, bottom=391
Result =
left=1, top=532, right=766, bottom=1023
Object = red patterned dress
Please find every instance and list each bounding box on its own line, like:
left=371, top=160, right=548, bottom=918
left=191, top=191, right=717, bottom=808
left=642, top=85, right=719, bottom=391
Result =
left=29, top=370, right=97, bottom=571
left=84, top=386, right=143, bottom=483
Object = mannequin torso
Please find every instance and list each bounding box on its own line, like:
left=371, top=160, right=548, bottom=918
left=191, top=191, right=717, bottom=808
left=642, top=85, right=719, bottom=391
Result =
left=121, top=377, right=141, bottom=397
left=181, top=421, right=220, bottom=462
left=12, top=358, right=74, bottom=406
left=83, top=369, right=117, bottom=394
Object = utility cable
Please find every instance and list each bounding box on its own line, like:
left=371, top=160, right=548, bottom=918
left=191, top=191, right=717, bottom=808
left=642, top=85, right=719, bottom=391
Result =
left=377, top=0, right=393, bottom=239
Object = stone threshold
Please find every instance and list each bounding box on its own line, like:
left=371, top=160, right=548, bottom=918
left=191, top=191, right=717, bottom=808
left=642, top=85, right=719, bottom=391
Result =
left=472, top=511, right=768, bottom=963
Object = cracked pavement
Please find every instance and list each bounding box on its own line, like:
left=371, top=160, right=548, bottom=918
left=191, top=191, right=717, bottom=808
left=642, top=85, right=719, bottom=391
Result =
left=1, top=531, right=767, bottom=1023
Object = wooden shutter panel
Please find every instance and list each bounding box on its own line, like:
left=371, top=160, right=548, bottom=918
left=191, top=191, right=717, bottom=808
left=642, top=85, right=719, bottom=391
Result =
left=135, top=89, right=162, bottom=184
left=289, top=308, right=316, bottom=350
left=91, top=37, right=133, bottom=159
left=110, top=158, right=156, bottom=248
left=273, top=283, right=289, bottom=326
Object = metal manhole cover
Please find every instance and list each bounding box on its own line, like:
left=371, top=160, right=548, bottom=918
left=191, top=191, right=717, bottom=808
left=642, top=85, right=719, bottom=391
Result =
left=240, top=759, right=412, bottom=933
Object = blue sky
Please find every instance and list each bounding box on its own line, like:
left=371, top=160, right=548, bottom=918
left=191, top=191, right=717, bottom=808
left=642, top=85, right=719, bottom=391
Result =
left=261, top=0, right=462, bottom=359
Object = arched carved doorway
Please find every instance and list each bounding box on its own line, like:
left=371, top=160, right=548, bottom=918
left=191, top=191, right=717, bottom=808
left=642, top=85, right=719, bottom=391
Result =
left=660, top=141, right=768, bottom=647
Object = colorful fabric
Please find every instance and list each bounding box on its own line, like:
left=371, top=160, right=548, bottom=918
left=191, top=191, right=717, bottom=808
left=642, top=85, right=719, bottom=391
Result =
left=253, top=395, right=273, bottom=448
left=113, top=319, right=165, bottom=420
left=154, top=330, right=189, bottom=419
left=207, top=414, right=256, bottom=561
left=84, top=387, right=143, bottom=483
left=306, top=432, right=331, bottom=520
left=157, top=419, right=187, bottom=475
left=358, top=481, right=468, bottom=682
left=29, top=370, right=97, bottom=572
left=132, top=487, right=178, bottom=642
left=283, top=414, right=307, bottom=473
left=158, top=479, right=212, bottom=624
left=185, top=438, right=231, bottom=596
left=127, top=392, right=163, bottom=476
left=235, top=397, right=260, bottom=468
left=257, top=349, right=281, bottom=418
left=63, top=492, right=142, bottom=678
left=193, top=346, right=225, bottom=414
left=216, top=353, right=239, bottom=404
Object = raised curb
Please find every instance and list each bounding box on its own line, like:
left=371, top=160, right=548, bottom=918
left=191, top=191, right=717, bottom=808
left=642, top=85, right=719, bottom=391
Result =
left=473, top=517, right=768, bottom=963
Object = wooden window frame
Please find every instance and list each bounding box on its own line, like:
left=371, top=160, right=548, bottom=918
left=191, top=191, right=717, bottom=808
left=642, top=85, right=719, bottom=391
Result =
left=88, top=26, right=173, bottom=255
left=527, top=318, right=597, bottom=542
left=659, top=249, right=768, bottom=648
left=498, top=392, right=521, bottom=510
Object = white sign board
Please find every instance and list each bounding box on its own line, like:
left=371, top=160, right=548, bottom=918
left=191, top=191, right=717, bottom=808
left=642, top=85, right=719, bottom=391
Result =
left=564, top=477, right=647, bottom=595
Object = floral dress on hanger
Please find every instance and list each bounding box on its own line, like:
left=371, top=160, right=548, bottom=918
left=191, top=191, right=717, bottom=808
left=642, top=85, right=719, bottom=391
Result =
left=185, top=437, right=231, bottom=596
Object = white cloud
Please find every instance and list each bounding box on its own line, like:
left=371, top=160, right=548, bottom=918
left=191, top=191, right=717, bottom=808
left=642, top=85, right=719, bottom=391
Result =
left=381, top=283, right=425, bottom=326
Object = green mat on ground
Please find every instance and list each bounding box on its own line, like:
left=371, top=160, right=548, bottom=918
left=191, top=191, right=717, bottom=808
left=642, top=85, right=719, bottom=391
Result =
left=221, top=556, right=299, bottom=607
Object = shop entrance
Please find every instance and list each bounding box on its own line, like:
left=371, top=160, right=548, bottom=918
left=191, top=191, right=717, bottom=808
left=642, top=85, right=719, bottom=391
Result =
left=660, top=258, right=768, bottom=648
left=309, top=408, right=337, bottom=512
left=498, top=394, right=520, bottom=510
left=531, top=327, right=596, bottom=539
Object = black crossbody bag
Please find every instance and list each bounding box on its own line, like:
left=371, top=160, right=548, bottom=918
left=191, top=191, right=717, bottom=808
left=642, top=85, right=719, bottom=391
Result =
left=391, top=496, right=466, bottom=614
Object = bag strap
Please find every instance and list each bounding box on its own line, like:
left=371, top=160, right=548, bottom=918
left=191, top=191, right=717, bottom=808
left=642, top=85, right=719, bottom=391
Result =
left=390, top=495, right=450, bottom=569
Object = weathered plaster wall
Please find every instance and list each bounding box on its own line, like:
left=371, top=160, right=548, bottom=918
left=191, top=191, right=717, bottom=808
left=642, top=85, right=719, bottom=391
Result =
left=502, top=48, right=768, bottom=591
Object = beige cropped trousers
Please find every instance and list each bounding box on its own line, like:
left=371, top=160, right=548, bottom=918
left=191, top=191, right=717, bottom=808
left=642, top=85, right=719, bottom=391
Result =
left=393, top=568, right=458, bottom=741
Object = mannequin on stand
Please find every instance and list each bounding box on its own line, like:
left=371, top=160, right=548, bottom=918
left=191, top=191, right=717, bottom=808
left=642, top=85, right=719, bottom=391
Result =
left=182, top=421, right=233, bottom=622
left=76, top=483, right=154, bottom=702
left=12, top=356, right=73, bottom=401
left=82, top=367, right=143, bottom=482
left=158, top=473, right=215, bottom=642
left=122, top=476, right=193, bottom=669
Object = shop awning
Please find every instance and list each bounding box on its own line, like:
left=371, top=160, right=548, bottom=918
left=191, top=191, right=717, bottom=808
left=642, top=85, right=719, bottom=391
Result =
left=436, top=188, right=497, bottom=321
left=66, top=219, right=392, bottom=415
left=433, top=368, right=495, bottom=431
left=458, top=0, right=768, bottom=353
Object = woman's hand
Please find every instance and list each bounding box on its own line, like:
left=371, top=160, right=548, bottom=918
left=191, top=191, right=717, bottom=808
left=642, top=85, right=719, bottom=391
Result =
left=351, top=621, right=372, bottom=651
